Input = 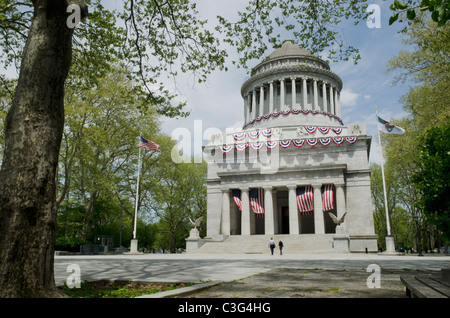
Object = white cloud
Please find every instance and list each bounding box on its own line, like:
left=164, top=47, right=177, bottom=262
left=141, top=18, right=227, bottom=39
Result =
left=340, top=88, right=360, bottom=107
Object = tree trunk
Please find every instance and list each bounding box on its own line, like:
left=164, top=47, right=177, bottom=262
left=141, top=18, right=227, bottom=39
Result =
left=0, top=0, right=86, bottom=297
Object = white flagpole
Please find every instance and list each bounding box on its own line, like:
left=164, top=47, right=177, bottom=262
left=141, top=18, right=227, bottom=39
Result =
left=133, top=138, right=141, bottom=240
left=376, top=106, right=395, bottom=253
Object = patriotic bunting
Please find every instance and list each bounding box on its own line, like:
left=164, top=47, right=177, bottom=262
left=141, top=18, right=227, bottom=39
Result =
left=233, top=132, right=246, bottom=141
left=297, top=186, right=314, bottom=215
left=332, top=128, right=343, bottom=134
left=319, top=138, right=332, bottom=146
left=266, top=141, right=278, bottom=149
left=292, top=139, right=305, bottom=148
left=248, top=131, right=259, bottom=139
left=333, top=137, right=344, bottom=145
left=250, top=188, right=265, bottom=216
left=236, top=143, right=248, bottom=151
left=250, top=142, right=264, bottom=150
left=306, top=139, right=318, bottom=147
left=232, top=189, right=242, bottom=211
left=318, top=127, right=331, bottom=134
left=305, top=126, right=317, bottom=133
left=243, top=108, right=345, bottom=128
left=321, top=184, right=334, bottom=212
left=279, top=140, right=292, bottom=148
left=261, top=128, right=273, bottom=137
left=219, top=145, right=234, bottom=153
left=218, top=137, right=358, bottom=152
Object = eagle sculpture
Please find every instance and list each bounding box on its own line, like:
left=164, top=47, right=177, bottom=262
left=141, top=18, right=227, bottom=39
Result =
left=328, top=212, right=347, bottom=225
left=189, top=216, right=203, bottom=230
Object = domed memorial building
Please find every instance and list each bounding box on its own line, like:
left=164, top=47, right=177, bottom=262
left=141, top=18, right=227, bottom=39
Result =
left=195, top=41, right=378, bottom=253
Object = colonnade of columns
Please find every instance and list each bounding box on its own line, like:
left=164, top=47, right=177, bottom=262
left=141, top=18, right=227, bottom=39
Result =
left=244, top=77, right=341, bottom=123
left=220, top=183, right=346, bottom=236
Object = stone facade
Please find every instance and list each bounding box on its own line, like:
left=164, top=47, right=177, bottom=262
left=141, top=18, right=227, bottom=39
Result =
left=200, top=41, right=378, bottom=253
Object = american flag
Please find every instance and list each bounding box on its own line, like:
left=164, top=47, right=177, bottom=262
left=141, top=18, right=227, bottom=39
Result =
left=232, top=189, right=242, bottom=211
left=296, top=186, right=314, bottom=215
left=139, top=136, right=160, bottom=151
left=250, top=188, right=264, bottom=217
left=321, top=184, right=334, bottom=211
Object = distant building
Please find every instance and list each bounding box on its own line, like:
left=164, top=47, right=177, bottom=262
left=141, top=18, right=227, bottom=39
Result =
left=198, top=41, right=377, bottom=253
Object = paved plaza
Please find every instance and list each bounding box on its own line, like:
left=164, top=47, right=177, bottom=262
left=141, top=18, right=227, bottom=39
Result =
left=55, top=252, right=450, bottom=289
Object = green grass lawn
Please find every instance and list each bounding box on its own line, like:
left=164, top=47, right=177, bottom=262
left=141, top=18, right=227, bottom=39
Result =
left=60, top=280, right=193, bottom=298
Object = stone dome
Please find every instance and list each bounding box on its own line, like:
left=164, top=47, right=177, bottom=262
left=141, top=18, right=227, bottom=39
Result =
left=268, top=40, right=313, bottom=59
left=240, top=41, right=343, bottom=129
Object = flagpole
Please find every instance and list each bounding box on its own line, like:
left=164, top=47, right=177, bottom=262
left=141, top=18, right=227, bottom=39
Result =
left=129, top=136, right=141, bottom=254
left=375, top=106, right=395, bottom=253
left=133, top=143, right=141, bottom=240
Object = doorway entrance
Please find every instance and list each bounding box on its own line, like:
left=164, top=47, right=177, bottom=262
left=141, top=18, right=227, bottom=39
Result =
left=281, top=206, right=289, bottom=234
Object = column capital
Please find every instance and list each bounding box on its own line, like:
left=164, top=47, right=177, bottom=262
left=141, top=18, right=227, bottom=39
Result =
left=287, top=184, right=297, bottom=190
left=263, top=186, right=273, bottom=190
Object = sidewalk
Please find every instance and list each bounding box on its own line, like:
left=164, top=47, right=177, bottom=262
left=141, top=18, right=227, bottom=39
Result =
left=55, top=252, right=450, bottom=298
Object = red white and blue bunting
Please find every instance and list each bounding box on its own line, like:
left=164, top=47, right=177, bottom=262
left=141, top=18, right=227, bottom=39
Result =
left=219, top=137, right=358, bottom=153
left=232, top=125, right=342, bottom=142
left=244, top=109, right=344, bottom=127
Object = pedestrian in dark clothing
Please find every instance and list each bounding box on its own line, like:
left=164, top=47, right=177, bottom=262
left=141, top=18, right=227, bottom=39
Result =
left=268, top=238, right=276, bottom=255
left=278, top=240, right=284, bottom=255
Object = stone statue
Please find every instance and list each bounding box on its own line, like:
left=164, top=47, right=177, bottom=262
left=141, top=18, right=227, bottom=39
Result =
left=328, top=212, right=347, bottom=225
left=189, top=216, right=203, bottom=230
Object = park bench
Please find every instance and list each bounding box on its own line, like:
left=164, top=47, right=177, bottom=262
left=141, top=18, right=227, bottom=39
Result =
left=400, top=269, right=450, bottom=298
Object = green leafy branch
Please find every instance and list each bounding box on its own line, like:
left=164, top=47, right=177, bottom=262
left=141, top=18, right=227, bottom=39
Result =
left=389, top=0, right=450, bottom=26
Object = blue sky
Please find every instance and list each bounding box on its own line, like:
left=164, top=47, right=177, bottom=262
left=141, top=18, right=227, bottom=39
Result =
left=158, top=0, right=414, bottom=165
left=1, top=0, right=413, bottom=165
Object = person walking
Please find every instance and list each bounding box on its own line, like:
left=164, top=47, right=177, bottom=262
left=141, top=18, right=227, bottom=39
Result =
left=268, top=238, right=276, bottom=255
left=278, top=240, right=284, bottom=255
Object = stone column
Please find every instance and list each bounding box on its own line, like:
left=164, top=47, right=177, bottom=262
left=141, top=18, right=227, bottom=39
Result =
left=269, top=81, right=274, bottom=114
left=252, top=89, right=257, bottom=118
left=313, top=79, right=318, bottom=110
left=322, top=82, right=328, bottom=112
left=264, top=187, right=274, bottom=235
left=241, top=188, right=251, bottom=235
left=288, top=185, right=299, bottom=235
left=291, top=77, right=296, bottom=109
left=313, top=184, right=325, bottom=234
left=329, top=86, right=335, bottom=115
left=280, top=78, right=285, bottom=109
left=302, top=77, right=307, bottom=108
left=335, top=184, right=347, bottom=233
left=259, top=85, right=265, bottom=116
left=335, top=90, right=340, bottom=117
left=221, top=189, right=231, bottom=236
left=246, top=94, right=251, bottom=123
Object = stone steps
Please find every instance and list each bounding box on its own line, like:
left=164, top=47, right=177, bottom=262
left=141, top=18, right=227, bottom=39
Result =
left=190, top=234, right=338, bottom=254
